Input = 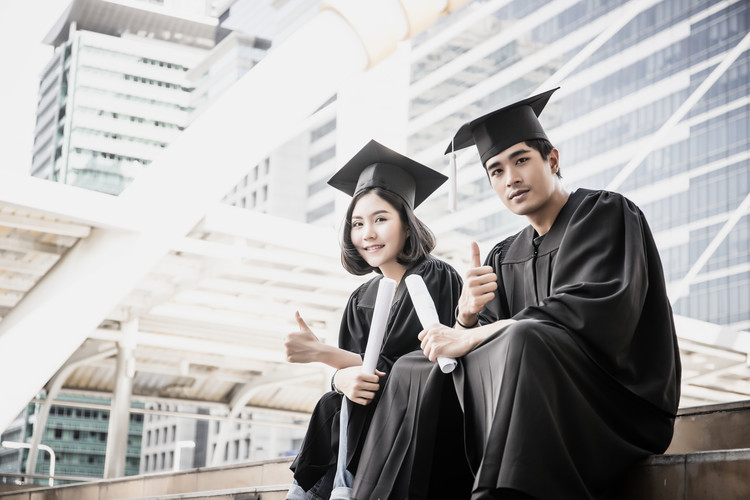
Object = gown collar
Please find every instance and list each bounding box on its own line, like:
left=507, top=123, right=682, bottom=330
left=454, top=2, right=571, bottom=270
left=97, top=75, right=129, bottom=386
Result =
left=505, top=188, right=588, bottom=260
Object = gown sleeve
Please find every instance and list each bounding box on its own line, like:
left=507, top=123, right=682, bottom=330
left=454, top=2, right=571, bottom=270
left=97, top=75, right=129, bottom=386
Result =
left=337, top=281, right=371, bottom=358
left=477, top=237, right=515, bottom=325
left=513, top=190, right=680, bottom=412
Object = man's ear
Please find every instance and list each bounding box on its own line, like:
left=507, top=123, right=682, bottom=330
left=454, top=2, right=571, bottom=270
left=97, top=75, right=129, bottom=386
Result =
left=548, top=148, right=560, bottom=174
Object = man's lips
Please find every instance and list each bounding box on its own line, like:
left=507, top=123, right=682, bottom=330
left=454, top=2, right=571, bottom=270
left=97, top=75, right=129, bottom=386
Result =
left=509, top=188, right=529, bottom=200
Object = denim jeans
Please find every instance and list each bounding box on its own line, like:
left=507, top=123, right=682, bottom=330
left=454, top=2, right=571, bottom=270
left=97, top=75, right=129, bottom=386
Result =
left=287, top=396, right=353, bottom=500
left=286, top=467, right=335, bottom=500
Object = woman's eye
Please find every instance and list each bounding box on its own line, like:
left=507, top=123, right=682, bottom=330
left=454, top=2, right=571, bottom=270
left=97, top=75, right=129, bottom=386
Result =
left=352, top=221, right=362, bottom=227
left=375, top=217, right=386, bottom=223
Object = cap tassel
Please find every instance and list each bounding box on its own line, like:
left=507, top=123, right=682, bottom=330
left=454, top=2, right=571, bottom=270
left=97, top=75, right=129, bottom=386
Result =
left=448, top=140, right=457, bottom=212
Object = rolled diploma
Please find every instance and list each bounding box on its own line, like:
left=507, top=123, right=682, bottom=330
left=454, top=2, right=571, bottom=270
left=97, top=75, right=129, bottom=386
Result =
left=361, top=277, right=397, bottom=375
left=404, top=274, right=457, bottom=373
left=334, top=277, right=396, bottom=492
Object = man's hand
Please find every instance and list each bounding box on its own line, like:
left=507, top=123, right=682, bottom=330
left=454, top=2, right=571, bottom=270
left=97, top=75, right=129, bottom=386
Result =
left=418, top=324, right=473, bottom=361
left=334, top=367, right=385, bottom=405
left=283, top=311, right=322, bottom=363
left=457, top=241, right=497, bottom=326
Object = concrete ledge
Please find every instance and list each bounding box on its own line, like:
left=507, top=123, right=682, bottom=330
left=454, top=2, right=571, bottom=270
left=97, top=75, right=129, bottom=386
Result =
left=669, top=399, right=750, bottom=453
left=123, top=484, right=290, bottom=499
left=0, top=457, right=294, bottom=500
left=620, top=448, right=750, bottom=500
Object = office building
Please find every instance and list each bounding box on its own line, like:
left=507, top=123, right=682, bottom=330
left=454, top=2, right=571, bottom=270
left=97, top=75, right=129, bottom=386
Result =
left=0, top=396, right=143, bottom=484
left=234, top=0, right=749, bottom=333
left=30, top=0, right=234, bottom=194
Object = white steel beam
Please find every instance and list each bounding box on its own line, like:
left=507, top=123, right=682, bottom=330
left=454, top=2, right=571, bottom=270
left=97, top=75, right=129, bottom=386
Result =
left=0, top=0, right=470, bottom=434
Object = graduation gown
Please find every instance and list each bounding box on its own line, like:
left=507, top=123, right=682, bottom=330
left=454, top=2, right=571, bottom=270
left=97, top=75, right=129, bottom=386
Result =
left=352, top=189, right=681, bottom=500
left=290, top=256, right=463, bottom=491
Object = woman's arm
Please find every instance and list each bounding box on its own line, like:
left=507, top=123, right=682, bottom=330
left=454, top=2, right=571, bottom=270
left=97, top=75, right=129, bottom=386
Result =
left=284, top=311, right=363, bottom=369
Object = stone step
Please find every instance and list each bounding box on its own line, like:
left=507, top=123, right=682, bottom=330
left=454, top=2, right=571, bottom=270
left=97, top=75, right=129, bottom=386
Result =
left=5, top=401, right=750, bottom=499
left=0, top=458, right=294, bottom=500
left=619, top=448, right=750, bottom=499
left=668, top=400, right=750, bottom=453
left=123, top=484, right=289, bottom=500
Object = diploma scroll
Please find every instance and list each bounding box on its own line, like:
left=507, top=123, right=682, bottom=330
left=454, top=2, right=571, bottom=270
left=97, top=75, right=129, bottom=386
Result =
left=361, top=277, right=397, bottom=375
left=332, top=277, right=396, bottom=499
left=404, top=274, right=457, bottom=373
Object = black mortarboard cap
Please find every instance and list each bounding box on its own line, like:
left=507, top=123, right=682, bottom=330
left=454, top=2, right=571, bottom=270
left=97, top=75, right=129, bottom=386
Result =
left=445, top=87, right=559, bottom=165
left=328, top=139, right=447, bottom=208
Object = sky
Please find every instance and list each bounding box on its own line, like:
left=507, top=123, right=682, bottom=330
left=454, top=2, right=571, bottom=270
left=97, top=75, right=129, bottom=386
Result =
left=0, top=1, right=71, bottom=176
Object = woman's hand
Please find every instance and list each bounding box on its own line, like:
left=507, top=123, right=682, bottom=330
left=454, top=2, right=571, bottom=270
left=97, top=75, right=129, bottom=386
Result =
left=283, top=311, right=322, bottom=363
left=334, top=367, right=386, bottom=406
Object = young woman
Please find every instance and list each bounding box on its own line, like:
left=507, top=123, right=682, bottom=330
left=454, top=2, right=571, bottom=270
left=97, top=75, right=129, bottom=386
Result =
left=284, top=140, right=462, bottom=499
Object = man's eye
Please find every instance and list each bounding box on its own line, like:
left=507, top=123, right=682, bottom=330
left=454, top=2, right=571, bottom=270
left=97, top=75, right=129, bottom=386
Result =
left=490, top=169, right=503, bottom=176
left=516, top=157, right=528, bottom=165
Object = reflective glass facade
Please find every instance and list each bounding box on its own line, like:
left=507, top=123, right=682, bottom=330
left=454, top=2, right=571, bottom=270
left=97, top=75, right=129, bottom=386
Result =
left=408, top=0, right=750, bottom=332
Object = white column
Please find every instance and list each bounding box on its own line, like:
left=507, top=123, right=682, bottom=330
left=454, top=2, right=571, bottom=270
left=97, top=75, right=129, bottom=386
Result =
left=103, top=319, right=137, bottom=479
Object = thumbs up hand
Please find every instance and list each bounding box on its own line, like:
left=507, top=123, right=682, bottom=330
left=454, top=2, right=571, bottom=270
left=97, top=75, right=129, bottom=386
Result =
left=284, top=311, right=322, bottom=363
left=456, top=242, right=497, bottom=327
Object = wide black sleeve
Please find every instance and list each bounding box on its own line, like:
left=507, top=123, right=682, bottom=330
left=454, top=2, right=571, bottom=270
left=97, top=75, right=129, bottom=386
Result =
left=337, top=281, right=371, bottom=358
left=514, top=191, right=680, bottom=413
left=336, top=258, right=463, bottom=374
left=420, top=256, right=464, bottom=326
left=477, top=238, right=515, bottom=325
left=377, top=257, right=463, bottom=373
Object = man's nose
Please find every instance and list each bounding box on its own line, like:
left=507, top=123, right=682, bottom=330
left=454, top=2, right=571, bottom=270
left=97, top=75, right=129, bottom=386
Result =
left=506, top=167, right=522, bottom=186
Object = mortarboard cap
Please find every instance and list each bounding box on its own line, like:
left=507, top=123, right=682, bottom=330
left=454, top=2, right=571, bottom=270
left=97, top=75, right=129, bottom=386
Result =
left=328, top=139, right=447, bottom=209
left=445, top=87, right=559, bottom=165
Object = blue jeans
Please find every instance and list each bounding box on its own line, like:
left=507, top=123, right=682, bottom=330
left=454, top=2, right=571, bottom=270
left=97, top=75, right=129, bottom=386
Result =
left=286, top=466, right=335, bottom=500
left=287, top=396, right=353, bottom=500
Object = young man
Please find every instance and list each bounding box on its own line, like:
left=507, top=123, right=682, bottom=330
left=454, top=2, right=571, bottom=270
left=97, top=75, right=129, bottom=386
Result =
left=351, top=88, right=681, bottom=499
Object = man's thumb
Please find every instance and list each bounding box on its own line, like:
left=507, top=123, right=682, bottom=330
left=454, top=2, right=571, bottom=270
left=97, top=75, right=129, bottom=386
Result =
left=471, top=241, right=481, bottom=268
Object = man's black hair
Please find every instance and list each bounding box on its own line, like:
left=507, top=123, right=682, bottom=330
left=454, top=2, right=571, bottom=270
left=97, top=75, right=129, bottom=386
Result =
left=525, top=138, right=561, bottom=178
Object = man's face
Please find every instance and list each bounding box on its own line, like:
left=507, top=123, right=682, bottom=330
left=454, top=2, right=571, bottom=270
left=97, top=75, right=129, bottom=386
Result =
left=484, top=141, right=560, bottom=218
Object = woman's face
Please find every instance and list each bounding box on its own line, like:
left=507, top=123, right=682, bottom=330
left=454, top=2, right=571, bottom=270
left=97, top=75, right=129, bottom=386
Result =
left=350, top=192, right=408, bottom=273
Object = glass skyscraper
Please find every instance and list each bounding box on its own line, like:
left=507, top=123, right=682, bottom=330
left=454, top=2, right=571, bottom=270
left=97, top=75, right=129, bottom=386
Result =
left=404, top=0, right=749, bottom=334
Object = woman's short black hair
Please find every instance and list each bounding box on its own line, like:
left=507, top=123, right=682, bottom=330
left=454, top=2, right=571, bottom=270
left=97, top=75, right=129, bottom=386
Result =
left=340, top=187, right=436, bottom=276
left=524, top=138, right=561, bottom=178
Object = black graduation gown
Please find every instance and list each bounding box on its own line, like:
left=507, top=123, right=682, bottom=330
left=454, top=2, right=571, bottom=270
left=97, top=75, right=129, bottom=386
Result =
left=352, top=189, right=681, bottom=500
left=290, top=256, right=463, bottom=491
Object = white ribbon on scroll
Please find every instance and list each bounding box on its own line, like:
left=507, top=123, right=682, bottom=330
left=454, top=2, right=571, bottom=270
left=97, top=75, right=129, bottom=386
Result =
left=404, top=274, right=457, bottom=373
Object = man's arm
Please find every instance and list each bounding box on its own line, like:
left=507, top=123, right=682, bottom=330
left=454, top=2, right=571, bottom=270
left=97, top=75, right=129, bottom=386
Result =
left=419, top=319, right=516, bottom=362
left=455, top=241, right=498, bottom=329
